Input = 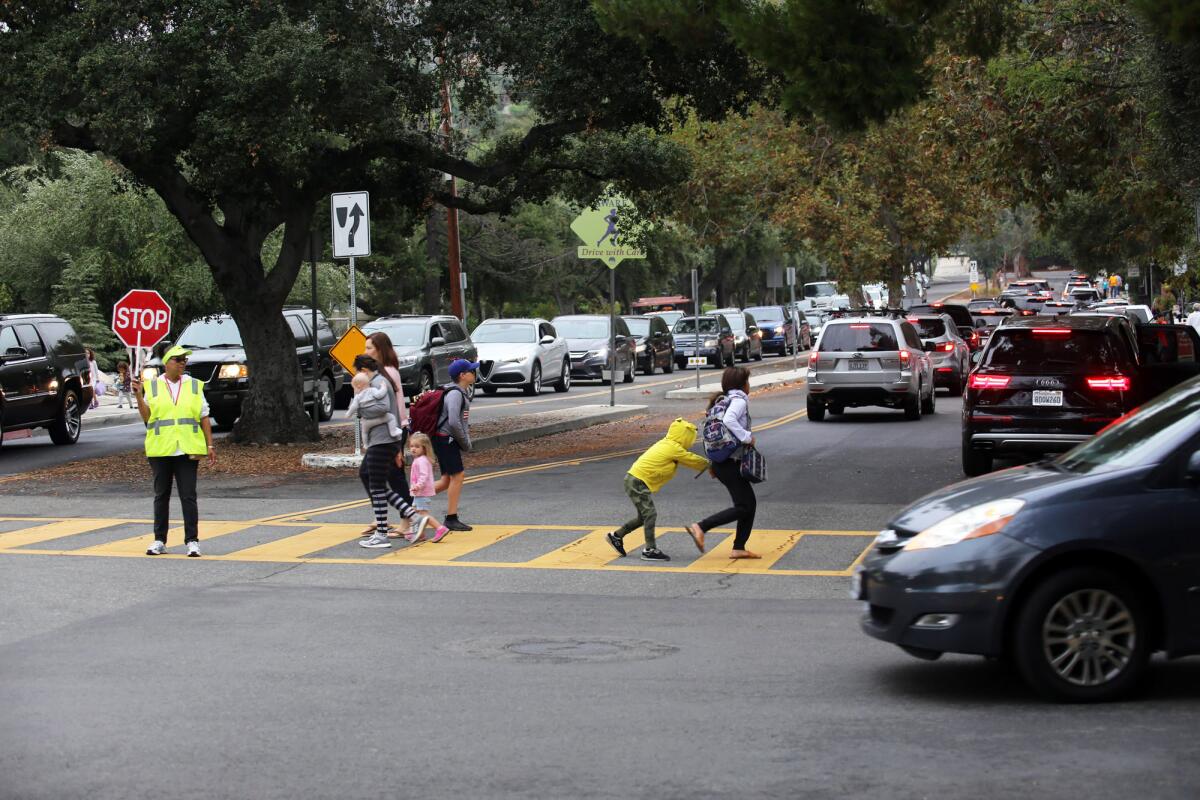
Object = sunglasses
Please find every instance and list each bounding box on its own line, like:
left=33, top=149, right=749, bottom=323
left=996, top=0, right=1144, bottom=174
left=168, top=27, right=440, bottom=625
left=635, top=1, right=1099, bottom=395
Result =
left=169, top=356, right=188, bottom=364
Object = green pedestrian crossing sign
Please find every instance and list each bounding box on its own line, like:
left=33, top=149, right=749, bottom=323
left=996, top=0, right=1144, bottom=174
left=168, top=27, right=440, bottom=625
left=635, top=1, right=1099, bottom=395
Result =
left=571, top=199, right=647, bottom=269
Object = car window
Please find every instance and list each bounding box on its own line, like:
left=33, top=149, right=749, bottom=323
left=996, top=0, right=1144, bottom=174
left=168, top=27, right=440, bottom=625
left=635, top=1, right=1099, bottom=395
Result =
left=1138, top=326, right=1197, bottom=364
left=286, top=316, right=311, bottom=346
left=178, top=317, right=244, bottom=348
left=473, top=322, right=536, bottom=344
left=674, top=318, right=720, bottom=335
left=901, top=323, right=922, bottom=349
left=36, top=321, right=83, bottom=355
left=1058, top=382, right=1200, bottom=474
left=911, top=318, right=946, bottom=338
left=544, top=323, right=557, bottom=338
left=745, top=306, right=784, bottom=325
left=819, top=323, right=899, bottom=352
left=616, top=318, right=631, bottom=336
left=428, top=323, right=445, bottom=343
left=14, top=324, right=45, bottom=358
left=652, top=318, right=666, bottom=335
left=623, top=318, right=650, bottom=337
left=553, top=319, right=610, bottom=339
left=983, top=329, right=1124, bottom=370
left=316, top=315, right=336, bottom=347
left=722, top=313, right=745, bottom=332
left=444, top=321, right=467, bottom=342
left=362, top=321, right=428, bottom=348
left=538, top=323, right=554, bottom=340
left=0, top=326, right=19, bottom=354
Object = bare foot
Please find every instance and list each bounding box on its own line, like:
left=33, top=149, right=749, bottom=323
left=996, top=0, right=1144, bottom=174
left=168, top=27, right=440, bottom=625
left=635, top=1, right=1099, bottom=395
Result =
left=686, top=523, right=705, bottom=553
left=729, top=549, right=761, bottom=559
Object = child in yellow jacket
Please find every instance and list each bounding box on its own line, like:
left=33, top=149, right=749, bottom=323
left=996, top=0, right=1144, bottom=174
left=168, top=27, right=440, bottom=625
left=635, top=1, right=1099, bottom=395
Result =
left=605, top=417, right=710, bottom=561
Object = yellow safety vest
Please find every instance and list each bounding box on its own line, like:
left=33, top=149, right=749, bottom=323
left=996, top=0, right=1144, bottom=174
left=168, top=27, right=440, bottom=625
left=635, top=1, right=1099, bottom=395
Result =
left=143, top=376, right=207, bottom=457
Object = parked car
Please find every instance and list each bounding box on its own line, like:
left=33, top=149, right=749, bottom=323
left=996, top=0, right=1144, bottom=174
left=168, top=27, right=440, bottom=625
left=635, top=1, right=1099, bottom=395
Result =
left=714, top=309, right=763, bottom=362
left=745, top=305, right=798, bottom=355
left=909, top=314, right=969, bottom=395
left=359, top=314, right=476, bottom=399
left=471, top=318, right=570, bottom=396
left=0, top=314, right=92, bottom=447
left=622, top=314, right=675, bottom=375
left=859, top=375, right=1200, bottom=701
left=154, top=308, right=345, bottom=429
left=961, top=314, right=1200, bottom=476
left=673, top=315, right=735, bottom=369
left=552, top=314, right=636, bottom=384
left=791, top=307, right=815, bottom=351
left=806, top=312, right=935, bottom=420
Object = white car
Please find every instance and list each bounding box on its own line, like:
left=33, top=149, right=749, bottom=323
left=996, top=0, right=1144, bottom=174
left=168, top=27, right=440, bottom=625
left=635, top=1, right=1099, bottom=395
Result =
left=471, top=318, right=571, bottom=396
left=803, top=281, right=851, bottom=311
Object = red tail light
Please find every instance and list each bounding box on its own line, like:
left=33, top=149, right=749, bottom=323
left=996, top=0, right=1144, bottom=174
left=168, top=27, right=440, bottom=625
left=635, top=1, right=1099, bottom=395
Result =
left=849, top=324, right=870, bottom=329
left=899, top=349, right=910, bottom=366
left=1032, top=328, right=1070, bottom=336
left=968, top=374, right=1010, bottom=390
left=940, top=342, right=955, bottom=352
left=1086, top=376, right=1130, bottom=391
left=809, top=351, right=818, bottom=367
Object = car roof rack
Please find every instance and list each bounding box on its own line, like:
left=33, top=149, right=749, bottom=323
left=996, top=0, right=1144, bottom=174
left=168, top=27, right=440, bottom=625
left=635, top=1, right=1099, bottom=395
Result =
left=827, top=307, right=909, bottom=319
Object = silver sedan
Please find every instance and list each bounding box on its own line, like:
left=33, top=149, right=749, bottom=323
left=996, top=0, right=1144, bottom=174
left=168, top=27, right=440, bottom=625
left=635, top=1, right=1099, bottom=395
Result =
left=471, top=318, right=571, bottom=396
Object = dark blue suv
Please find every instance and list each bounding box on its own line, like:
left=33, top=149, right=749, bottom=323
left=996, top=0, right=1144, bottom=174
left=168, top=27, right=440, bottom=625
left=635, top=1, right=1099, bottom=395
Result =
left=744, top=305, right=797, bottom=356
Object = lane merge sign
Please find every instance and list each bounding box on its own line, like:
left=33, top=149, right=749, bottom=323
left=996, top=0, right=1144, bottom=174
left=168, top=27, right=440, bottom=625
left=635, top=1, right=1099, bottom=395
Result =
left=331, top=191, right=370, bottom=258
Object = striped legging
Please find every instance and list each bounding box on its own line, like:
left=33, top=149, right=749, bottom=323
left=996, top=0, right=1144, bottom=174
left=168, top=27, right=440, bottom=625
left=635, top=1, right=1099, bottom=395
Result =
left=363, top=443, right=416, bottom=534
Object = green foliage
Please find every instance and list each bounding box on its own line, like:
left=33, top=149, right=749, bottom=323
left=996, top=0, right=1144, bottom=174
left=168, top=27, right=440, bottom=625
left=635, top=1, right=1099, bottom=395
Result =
left=50, top=256, right=124, bottom=370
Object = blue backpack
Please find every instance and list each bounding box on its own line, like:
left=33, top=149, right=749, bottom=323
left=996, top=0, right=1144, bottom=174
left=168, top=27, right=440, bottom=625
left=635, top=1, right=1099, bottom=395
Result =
left=703, top=395, right=740, bottom=463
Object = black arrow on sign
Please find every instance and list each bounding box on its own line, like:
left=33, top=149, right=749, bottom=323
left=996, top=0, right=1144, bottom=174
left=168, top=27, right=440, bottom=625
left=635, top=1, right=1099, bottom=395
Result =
left=347, top=203, right=364, bottom=248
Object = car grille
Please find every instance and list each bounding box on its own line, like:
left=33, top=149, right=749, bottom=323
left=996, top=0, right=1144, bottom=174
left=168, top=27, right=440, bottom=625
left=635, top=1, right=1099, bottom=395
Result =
left=186, top=363, right=219, bottom=382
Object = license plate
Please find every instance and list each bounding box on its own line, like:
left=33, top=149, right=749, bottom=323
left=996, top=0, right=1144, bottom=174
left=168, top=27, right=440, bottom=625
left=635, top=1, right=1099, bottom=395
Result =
left=687, top=356, right=707, bottom=367
left=601, top=370, right=615, bottom=382
left=848, top=360, right=868, bottom=371
left=1032, top=390, right=1063, bottom=407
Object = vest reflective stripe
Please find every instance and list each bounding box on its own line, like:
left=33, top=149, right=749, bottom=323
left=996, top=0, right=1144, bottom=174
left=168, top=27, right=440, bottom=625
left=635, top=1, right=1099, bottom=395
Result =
left=144, top=377, right=207, bottom=457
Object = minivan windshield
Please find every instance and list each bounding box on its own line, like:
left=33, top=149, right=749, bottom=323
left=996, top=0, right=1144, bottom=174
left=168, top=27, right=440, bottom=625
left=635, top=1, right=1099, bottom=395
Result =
left=819, top=323, right=898, bottom=352
left=745, top=307, right=783, bottom=325
left=675, top=317, right=720, bottom=335
left=721, top=314, right=746, bottom=332
left=362, top=321, right=426, bottom=347
left=471, top=322, right=536, bottom=344
left=1057, top=379, right=1200, bottom=474
left=553, top=318, right=610, bottom=339
left=178, top=318, right=243, bottom=348
left=804, top=283, right=836, bottom=298
left=623, top=318, right=650, bottom=336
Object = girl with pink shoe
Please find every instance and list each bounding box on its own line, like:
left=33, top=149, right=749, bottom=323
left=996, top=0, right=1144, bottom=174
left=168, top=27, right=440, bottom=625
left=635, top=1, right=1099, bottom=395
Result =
left=403, top=433, right=450, bottom=543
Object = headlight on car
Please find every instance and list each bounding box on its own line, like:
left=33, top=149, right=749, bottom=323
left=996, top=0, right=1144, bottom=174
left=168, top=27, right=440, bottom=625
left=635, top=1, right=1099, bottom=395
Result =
left=140, top=367, right=159, bottom=383
left=904, top=499, right=1025, bottom=551
left=635, top=344, right=646, bottom=353
left=218, top=363, right=248, bottom=380
left=703, top=338, right=717, bottom=347
left=594, top=347, right=609, bottom=360
left=500, top=357, right=527, bottom=364
left=398, top=356, right=419, bottom=367
left=774, top=326, right=785, bottom=334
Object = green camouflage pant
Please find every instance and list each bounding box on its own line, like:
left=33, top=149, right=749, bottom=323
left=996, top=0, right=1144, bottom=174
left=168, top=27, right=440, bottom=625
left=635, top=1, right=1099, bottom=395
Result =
left=615, top=473, right=657, bottom=549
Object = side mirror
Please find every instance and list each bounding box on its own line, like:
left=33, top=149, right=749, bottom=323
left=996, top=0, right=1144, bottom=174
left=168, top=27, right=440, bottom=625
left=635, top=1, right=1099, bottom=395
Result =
left=1, top=346, right=29, bottom=363
left=540, top=335, right=555, bottom=345
left=1187, top=451, right=1200, bottom=481
left=971, top=351, right=982, bottom=365
left=431, top=337, right=446, bottom=347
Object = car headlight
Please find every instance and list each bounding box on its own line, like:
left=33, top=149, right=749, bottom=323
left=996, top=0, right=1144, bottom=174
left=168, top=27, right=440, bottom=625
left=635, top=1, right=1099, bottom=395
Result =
left=775, top=326, right=785, bottom=334
left=703, top=338, right=717, bottom=347
left=218, top=364, right=248, bottom=380
left=398, top=356, right=419, bottom=367
left=500, top=357, right=527, bottom=364
left=141, top=367, right=159, bottom=383
left=635, top=344, right=646, bottom=353
left=904, top=499, right=1025, bottom=552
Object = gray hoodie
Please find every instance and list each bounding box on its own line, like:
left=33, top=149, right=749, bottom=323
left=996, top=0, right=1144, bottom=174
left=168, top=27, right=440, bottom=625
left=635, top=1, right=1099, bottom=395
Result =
left=437, top=383, right=471, bottom=452
left=356, top=373, right=403, bottom=448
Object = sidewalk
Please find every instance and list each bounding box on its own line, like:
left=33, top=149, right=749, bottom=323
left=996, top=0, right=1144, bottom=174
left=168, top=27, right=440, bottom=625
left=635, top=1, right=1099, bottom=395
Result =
left=24, top=392, right=142, bottom=440
left=664, top=368, right=807, bottom=400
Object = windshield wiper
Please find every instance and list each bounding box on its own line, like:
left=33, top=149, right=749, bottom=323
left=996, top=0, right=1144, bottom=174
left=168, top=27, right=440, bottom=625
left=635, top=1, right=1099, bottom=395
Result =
left=1033, top=457, right=1072, bottom=473
left=202, top=343, right=243, bottom=348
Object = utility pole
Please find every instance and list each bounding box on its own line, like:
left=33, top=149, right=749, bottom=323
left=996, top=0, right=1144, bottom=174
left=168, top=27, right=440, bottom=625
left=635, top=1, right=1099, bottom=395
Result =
left=440, top=73, right=464, bottom=322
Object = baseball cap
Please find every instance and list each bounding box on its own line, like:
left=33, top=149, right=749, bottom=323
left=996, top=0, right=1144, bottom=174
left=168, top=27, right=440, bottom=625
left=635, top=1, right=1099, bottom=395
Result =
left=161, top=345, right=192, bottom=362
left=449, top=359, right=480, bottom=381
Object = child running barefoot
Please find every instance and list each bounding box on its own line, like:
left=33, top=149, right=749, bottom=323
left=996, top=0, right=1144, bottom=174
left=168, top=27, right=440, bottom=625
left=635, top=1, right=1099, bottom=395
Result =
left=403, top=433, right=450, bottom=543
left=346, top=371, right=404, bottom=439
left=604, top=417, right=709, bottom=561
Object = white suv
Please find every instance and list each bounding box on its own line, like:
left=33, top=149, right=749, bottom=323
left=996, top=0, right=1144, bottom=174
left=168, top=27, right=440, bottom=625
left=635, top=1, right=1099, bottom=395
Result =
left=806, top=313, right=935, bottom=421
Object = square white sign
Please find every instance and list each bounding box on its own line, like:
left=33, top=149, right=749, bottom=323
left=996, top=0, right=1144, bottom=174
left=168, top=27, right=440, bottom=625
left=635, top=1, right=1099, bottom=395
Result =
left=331, top=192, right=370, bottom=258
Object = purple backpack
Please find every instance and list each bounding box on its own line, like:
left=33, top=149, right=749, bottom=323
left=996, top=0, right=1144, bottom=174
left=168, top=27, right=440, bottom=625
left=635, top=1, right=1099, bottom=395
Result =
left=703, top=395, right=740, bottom=463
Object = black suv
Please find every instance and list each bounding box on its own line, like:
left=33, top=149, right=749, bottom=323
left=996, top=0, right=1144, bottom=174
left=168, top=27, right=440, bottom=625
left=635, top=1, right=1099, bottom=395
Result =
left=622, top=314, right=676, bottom=375
left=907, top=302, right=981, bottom=351
left=161, top=308, right=345, bottom=429
left=0, top=314, right=91, bottom=447
left=961, top=315, right=1200, bottom=475
left=360, top=315, right=477, bottom=397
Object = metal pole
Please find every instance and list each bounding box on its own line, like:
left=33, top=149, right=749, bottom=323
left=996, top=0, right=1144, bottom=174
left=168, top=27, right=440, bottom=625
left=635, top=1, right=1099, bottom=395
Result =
left=310, top=229, right=319, bottom=438
left=441, top=75, right=464, bottom=322
left=609, top=267, right=616, bottom=408
left=350, top=255, right=361, bottom=455
left=789, top=272, right=798, bottom=373
left=692, top=268, right=700, bottom=390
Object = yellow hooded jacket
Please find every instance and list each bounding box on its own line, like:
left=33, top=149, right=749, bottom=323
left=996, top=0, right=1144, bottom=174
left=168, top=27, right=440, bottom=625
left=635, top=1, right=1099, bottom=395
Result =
left=628, top=417, right=711, bottom=493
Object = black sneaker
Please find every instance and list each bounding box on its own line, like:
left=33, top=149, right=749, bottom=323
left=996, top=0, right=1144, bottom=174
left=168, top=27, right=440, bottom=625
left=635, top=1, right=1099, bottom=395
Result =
left=444, top=517, right=473, bottom=532
left=641, top=548, right=670, bottom=562
left=605, top=532, right=626, bottom=557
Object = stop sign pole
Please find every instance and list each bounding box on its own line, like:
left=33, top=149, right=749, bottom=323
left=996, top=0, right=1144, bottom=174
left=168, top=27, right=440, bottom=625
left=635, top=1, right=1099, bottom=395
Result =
left=112, top=290, right=173, bottom=377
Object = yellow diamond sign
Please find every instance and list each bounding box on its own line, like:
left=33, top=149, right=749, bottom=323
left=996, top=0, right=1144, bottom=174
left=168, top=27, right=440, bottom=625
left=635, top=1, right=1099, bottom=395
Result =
left=571, top=200, right=647, bottom=269
left=330, top=324, right=367, bottom=374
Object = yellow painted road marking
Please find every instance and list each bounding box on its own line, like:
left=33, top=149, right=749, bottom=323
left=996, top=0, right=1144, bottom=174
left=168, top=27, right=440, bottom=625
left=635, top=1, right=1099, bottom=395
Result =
left=219, top=524, right=366, bottom=561
left=372, top=524, right=526, bottom=563
left=0, top=518, right=129, bottom=551
left=524, top=527, right=635, bottom=569
left=685, top=529, right=805, bottom=572
left=73, top=520, right=260, bottom=556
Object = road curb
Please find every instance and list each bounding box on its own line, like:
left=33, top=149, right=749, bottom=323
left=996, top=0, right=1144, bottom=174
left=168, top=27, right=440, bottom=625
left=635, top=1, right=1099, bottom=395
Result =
left=302, top=404, right=648, bottom=469
left=664, top=368, right=808, bottom=400
left=22, top=407, right=143, bottom=440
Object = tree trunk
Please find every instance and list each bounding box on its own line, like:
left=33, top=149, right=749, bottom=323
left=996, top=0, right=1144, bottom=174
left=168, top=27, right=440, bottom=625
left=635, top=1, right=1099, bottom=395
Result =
left=424, top=209, right=443, bottom=314
left=888, top=261, right=903, bottom=310
left=228, top=299, right=316, bottom=443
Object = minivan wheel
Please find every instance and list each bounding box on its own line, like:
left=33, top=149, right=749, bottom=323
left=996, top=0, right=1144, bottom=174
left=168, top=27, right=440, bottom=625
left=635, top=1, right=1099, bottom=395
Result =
left=948, top=371, right=964, bottom=397
left=921, top=382, right=936, bottom=415
left=49, top=389, right=82, bottom=445
left=524, top=363, right=542, bottom=396
left=623, top=358, right=635, bottom=383
left=554, top=360, right=571, bottom=392
left=418, top=369, right=434, bottom=396
left=1013, top=567, right=1149, bottom=702
left=903, top=389, right=921, bottom=420
left=316, top=375, right=335, bottom=421
left=961, top=433, right=992, bottom=476
left=663, top=353, right=674, bottom=374
left=806, top=396, right=826, bottom=421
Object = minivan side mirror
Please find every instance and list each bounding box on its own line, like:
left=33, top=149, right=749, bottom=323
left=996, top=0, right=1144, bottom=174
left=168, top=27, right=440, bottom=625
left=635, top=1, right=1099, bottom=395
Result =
left=431, top=336, right=446, bottom=347
left=971, top=351, right=982, bottom=365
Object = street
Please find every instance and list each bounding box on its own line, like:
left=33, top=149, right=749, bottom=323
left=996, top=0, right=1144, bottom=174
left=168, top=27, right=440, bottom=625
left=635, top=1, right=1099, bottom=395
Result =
left=3, top=351, right=1199, bottom=798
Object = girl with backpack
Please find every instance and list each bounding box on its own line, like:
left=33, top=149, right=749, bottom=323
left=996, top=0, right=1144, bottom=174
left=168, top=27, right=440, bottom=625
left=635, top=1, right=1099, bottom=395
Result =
left=687, top=366, right=760, bottom=559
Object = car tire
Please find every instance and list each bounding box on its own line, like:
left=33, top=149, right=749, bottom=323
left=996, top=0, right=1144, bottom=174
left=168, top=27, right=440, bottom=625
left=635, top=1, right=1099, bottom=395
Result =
left=213, top=412, right=238, bottom=430
left=961, top=433, right=992, bottom=476
left=418, top=368, right=434, bottom=396
left=948, top=371, right=964, bottom=397
left=828, top=404, right=844, bottom=415
left=641, top=357, right=654, bottom=376
left=806, top=396, right=826, bottom=421
left=623, top=358, right=635, bottom=383
left=904, top=389, right=921, bottom=420
left=48, top=389, right=82, bottom=445
left=921, top=382, right=936, bottom=415
left=482, top=386, right=498, bottom=396
left=316, top=375, right=335, bottom=421
left=524, top=363, right=542, bottom=396
left=663, top=353, right=674, bottom=373
left=1012, top=567, right=1150, bottom=702
left=754, top=347, right=764, bottom=361
left=554, top=360, right=571, bottom=393
left=739, top=345, right=750, bottom=363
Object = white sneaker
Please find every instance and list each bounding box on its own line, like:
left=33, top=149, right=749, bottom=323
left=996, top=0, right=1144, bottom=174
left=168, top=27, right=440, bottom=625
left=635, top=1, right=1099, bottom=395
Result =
left=186, top=541, right=201, bottom=557
left=146, top=541, right=166, bottom=556
left=359, top=533, right=392, bottom=549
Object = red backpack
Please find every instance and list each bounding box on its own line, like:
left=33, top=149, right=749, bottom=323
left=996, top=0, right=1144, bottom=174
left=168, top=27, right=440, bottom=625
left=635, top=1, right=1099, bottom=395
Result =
left=408, top=388, right=446, bottom=435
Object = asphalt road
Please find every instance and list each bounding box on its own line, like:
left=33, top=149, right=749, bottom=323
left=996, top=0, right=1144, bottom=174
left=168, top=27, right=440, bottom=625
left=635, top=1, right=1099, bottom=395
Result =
left=4, top=337, right=1199, bottom=799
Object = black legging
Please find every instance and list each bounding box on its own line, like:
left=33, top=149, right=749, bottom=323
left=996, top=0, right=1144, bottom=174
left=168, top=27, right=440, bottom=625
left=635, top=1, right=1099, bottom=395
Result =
left=360, top=443, right=416, bottom=534
left=358, top=445, right=411, bottom=505
left=698, top=457, right=756, bottom=550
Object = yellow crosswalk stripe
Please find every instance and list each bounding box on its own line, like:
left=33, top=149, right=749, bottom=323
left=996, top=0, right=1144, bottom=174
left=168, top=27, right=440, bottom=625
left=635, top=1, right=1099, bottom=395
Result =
left=685, top=529, right=805, bottom=572
left=218, top=524, right=366, bottom=561
left=374, top=524, right=526, bottom=563
left=523, top=527, right=625, bottom=569
left=73, top=520, right=259, bottom=556
left=0, top=518, right=128, bottom=551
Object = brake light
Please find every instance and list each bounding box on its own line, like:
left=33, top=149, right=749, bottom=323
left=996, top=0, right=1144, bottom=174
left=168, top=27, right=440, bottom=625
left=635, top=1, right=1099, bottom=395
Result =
left=931, top=302, right=943, bottom=307
left=1032, top=328, right=1070, bottom=336
left=899, top=349, right=910, bottom=366
left=969, top=374, right=1011, bottom=390
left=907, top=317, right=919, bottom=323
left=809, top=351, right=818, bottom=367
left=940, top=342, right=955, bottom=352
left=1086, top=376, right=1130, bottom=391
left=849, top=324, right=870, bottom=329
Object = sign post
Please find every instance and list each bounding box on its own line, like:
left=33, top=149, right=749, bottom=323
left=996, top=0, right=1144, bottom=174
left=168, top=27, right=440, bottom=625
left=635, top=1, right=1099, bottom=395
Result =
left=569, top=199, right=647, bottom=407
left=969, top=259, right=980, bottom=298
left=111, top=290, right=172, bottom=380
left=787, top=266, right=798, bottom=373
left=332, top=191, right=371, bottom=452
left=692, top=268, right=701, bottom=390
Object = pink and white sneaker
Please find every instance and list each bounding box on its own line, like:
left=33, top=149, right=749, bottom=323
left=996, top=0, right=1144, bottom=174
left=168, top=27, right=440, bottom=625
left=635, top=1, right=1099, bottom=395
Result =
left=430, top=525, right=450, bottom=543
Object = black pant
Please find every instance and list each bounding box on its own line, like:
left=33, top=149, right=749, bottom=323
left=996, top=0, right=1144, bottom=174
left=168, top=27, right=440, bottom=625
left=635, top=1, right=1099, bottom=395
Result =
left=359, top=445, right=411, bottom=505
left=361, top=443, right=416, bottom=534
left=149, top=455, right=199, bottom=543
left=698, top=457, right=756, bottom=550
